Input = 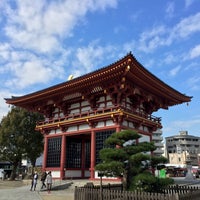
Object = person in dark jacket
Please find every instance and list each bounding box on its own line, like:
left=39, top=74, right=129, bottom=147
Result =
left=40, top=170, right=47, bottom=189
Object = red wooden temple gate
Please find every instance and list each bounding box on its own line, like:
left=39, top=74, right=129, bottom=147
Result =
left=5, top=53, right=191, bottom=180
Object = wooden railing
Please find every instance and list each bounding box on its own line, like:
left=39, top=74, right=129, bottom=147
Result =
left=74, top=187, right=178, bottom=200
left=36, top=106, right=161, bottom=126
left=74, top=184, right=200, bottom=200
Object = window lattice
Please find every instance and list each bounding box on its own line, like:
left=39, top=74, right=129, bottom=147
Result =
left=66, top=138, right=82, bottom=168
left=85, top=140, right=91, bottom=168
left=46, top=137, right=61, bottom=167
left=95, top=130, right=115, bottom=164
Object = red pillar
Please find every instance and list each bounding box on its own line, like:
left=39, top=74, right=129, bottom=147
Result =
left=60, top=134, right=66, bottom=179
left=116, top=125, right=121, bottom=133
left=42, top=135, right=48, bottom=170
left=90, top=130, right=96, bottom=179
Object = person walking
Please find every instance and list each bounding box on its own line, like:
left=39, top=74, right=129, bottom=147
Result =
left=40, top=170, right=47, bottom=190
left=30, top=171, right=38, bottom=191
left=46, top=171, right=52, bottom=193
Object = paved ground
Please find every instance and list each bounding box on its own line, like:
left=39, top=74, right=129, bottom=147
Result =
left=0, top=179, right=76, bottom=200
left=0, top=179, right=106, bottom=200
left=0, top=177, right=200, bottom=200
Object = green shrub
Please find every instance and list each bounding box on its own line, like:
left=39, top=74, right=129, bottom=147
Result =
left=130, top=171, right=174, bottom=192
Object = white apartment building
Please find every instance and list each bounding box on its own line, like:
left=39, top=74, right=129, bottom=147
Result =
left=152, top=129, right=164, bottom=157
left=165, top=131, right=200, bottom=166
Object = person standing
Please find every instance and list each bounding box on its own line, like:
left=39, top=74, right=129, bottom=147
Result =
left=46, top=171, right=52, bottom=193
left=40, top=170, right=47, bottom=190
left=30, top=171, right=38, bottom=191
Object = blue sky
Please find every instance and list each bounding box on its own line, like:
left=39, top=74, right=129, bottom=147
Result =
left=0, top=0, right=200, bottom=139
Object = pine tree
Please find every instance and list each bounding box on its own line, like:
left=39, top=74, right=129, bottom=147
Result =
left=95, top=129, right=172, bottom=191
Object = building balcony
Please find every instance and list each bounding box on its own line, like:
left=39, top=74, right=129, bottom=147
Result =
left=152, top=135, right=163, bottom=141
left=36, top=106, right=162, bottom=131
left=154, top=142, right=164, bottom=148
left=167, top=140, right=199, bottom=145
left=154, top=149, right=164, bottom=155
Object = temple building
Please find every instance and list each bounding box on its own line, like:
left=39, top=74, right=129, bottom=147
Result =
left=5, top=53, right=191, bottom=180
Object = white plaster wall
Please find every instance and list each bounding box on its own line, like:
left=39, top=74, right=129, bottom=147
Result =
left=122, top=120, right=128, bottom=126
left=94, top=171, right=118, bottom=179
left=97, top=96, right=105, bottom=102
left=65, top=170, right=82, bottom=178
left=126, top=97, right=131, bottom=103
left=53, top=108, right=59, bottom=112
left=139, top=126, right=143, bottom=130
left=96, top=121, right=104, bottom=127
left=107, top=101, right=113, bottom=106
left=70, top=109, right=79, bottom=114
left=54, top=113, right=59, bottom=118
left=129, top=122, right=134, bottom=128
left=70, top=103, right=80, bottom=109
left=49, top=129, right=55, bottom=135
left=84, top=170, right=90, bottom=177
left=67, top=126, right=78, bottom=132
left=99, top=103, right=105, bottom=108
left=106, top=120, right=114, bottom=126
left=55, top=128, right=61, bottom=134
left=51, top=171, right=60, bottom=178
left=107, top=95, right=111, bottom=100
left=81, top=106, right=91, bottom=112
left=79, top=124, right=90, bottom=130
left=143, top=126, right=148, bottom=132
left=81, top=101, right=89, bottom=106
left=60, top=112, right=64, bottom=117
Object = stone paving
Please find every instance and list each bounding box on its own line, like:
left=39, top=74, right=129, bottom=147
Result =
left=0, top=185, right=42, bottom=200
left=0, top=180, right=75, bottom=200
left=1, top=177, right=200, bottom=200
left=0, top=178, right=98, bottom=200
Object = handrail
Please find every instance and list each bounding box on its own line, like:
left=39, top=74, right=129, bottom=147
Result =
left=36, top=106, right=161, bottom=126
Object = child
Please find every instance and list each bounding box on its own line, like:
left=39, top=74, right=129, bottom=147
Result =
left=46, top=171, right=52, bottom=193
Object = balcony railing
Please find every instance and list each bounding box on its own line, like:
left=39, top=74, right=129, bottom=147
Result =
left=36, top=106, right=161, bottom=126
left=152, top=136, right=163, bottom=141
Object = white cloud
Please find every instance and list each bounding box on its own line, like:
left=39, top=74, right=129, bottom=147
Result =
left=0, top=90, right=14, bottom=119
left=4, top=51, right=65, bottom=89
left=72, top=41, right=116, bottom=77
left=163, top=53, right=177, bottom=64
left=138, top=26, right=170, bottom=52
left=189, top=44, right=200, bottom=59
left=123, top=40, right=136, bottom=53
left=0, top=43, right=12, bottom=65
left=3, top=0, right=118, bottom=54
left=173, top=12, right=200, bottom=38
left=185, top=0, right=195, bottom=8
left=0, top=0, right=119, bottom=89
left=169, top=65, right=181, bottom=76
left=114, top=25, right=126, bottom=34
left=187, top=76, right=200, bottom=91
left=165, top=2, right=175, bottom=18
left=137, top=12, right=200, bottom=53
left=130, top=11, right=142, bottom=22
left=0, top=47, right=59, bottom=89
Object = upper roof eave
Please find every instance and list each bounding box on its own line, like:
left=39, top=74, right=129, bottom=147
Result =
left=5, top=52, right=192, bottom=106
